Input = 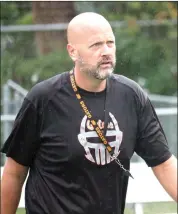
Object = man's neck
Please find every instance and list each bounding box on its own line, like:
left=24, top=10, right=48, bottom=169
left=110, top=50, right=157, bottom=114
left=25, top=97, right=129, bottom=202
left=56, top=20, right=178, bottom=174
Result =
left=73, top=67, right=106, bottom=92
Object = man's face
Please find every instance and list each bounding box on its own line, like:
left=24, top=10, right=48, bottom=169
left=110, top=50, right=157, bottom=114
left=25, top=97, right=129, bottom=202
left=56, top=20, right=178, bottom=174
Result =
left=75, top=26, right=116, bottom=80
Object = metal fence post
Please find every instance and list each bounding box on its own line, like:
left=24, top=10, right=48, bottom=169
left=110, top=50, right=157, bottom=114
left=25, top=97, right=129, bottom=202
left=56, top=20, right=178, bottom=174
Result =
left=1, top=84, right=11, bottom=165
left=14, top=91, right=22, bottom=114
left=134, top=203, right=144, bottom=214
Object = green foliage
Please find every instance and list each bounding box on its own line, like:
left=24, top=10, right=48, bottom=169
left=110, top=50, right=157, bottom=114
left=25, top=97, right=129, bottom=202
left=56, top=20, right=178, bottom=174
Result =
left=1, top=2, right=32, bottom=25
left=1, top=2, right=19, bottom=25
left=114, top=28, right=177, bottom=95
left=94, top=2, right=177, bottom=21
left=1, top=50, right=73, bottom=89
left=16, top=12, right=33, bottom=25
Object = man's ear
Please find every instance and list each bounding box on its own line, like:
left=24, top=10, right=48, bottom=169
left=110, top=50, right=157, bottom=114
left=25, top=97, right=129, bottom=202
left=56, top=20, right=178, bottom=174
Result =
left=67, top=44, right=78, bottom=61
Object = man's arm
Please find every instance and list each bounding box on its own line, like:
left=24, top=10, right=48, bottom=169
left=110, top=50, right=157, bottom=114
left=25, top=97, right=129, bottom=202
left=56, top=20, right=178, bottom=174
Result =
left=152, top=155, right=177, bottom=202
left=1, top=157, right=29, bottom=214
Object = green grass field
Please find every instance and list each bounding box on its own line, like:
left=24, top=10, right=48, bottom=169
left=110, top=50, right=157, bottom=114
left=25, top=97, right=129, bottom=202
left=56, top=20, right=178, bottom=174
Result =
left=16, top=202, right=177, bottom=214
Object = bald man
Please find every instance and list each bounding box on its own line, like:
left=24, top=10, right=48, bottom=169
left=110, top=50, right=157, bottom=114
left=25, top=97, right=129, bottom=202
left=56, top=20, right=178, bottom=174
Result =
left=1, top=12, right=177, bottom=214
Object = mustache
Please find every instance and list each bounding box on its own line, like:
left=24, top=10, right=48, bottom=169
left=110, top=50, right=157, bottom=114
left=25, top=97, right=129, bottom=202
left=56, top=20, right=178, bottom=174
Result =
left=78, top=56, right=116, bottom=67
left=98, top=58, right=115, bottom=66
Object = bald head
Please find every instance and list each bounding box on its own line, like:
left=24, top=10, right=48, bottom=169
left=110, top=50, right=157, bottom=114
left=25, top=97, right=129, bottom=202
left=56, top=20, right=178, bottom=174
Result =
left=66, top=12, right=116, bottom=82
left=67, top=12, right=113, bottom=45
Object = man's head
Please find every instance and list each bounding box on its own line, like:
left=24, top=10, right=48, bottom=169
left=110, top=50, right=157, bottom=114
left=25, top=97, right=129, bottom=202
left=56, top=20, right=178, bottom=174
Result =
left=67, top=12, right=116, bottom=80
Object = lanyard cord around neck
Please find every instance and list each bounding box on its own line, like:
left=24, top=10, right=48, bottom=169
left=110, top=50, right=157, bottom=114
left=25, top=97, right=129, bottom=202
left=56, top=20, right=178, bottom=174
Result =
left=70, top=70, right=133, bottom=179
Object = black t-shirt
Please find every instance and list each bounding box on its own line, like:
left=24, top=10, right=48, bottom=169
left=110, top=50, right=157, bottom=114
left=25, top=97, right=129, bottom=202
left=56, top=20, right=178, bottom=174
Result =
left=1, top=71, right=172, bottom=214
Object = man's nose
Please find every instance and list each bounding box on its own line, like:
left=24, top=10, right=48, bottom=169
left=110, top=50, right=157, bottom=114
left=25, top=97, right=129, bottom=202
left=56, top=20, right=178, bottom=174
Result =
left=101, top=43, right=112, bottom=56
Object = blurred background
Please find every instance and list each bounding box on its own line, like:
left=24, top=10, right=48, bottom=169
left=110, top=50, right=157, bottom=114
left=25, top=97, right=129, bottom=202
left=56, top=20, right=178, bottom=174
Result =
left=0, top=1, right=177, bottom=214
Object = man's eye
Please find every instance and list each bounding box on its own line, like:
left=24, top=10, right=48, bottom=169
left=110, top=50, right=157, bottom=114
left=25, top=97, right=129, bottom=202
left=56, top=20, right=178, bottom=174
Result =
left=107, top=41, right=114, bottom=45
left=93, top=42, right=102, bottom=47
left=89, top=43, right=101, bottom=48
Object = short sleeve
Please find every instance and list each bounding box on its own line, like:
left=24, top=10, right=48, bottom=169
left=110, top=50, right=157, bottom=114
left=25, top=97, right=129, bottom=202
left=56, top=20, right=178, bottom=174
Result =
left=135, top=98, right=172, bottom=167
left=1, top=98, right=41, bottom=167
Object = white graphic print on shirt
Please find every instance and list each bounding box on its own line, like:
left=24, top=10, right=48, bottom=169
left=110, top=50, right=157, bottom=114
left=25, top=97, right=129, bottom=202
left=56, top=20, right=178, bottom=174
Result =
left=78, top=112, right=123, bottom=165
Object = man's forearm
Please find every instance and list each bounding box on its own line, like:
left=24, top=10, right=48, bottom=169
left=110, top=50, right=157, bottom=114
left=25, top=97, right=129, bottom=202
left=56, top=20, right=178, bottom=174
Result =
left=152, top=155, right=177, bottom=202
left=1, top=174, right=24, bottom=214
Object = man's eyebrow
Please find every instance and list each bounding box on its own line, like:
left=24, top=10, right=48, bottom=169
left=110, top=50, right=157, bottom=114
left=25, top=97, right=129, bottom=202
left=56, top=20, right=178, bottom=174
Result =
left=89, top=41, right=103, bottom=47
left=89, top=38, right=115, bottom=48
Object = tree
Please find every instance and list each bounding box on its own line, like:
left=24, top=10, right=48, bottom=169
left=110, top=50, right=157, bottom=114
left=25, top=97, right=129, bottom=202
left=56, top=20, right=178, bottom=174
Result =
left=32, top=1, right=76, bottom=55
